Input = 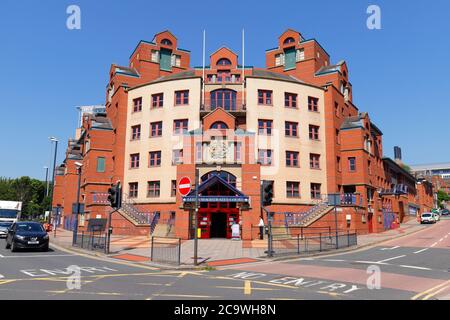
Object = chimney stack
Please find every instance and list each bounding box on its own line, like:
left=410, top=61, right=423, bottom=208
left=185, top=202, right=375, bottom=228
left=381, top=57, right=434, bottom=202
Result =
left=394, top=146, right=402, bottom=164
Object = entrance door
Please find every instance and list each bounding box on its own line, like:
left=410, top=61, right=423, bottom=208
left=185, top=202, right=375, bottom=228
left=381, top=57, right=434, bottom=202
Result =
left=368, top=212, right=373, bottom=233
left=210, top=212, right=227, bottom=238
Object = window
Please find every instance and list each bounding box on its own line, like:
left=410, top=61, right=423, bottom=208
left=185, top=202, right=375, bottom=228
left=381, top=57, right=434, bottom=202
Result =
left=368, top=160, right=372, bottom=175
left=149, top=151, right=161, bottom=167
left=150, top=121, right=162, bottom=137
left=161, top=38, right=172, bottom=46
left=309, top=125, right=320, bottom=140
left=348, top=157, right=356, bottom=172
left=129, top=182, right=138, bottom=198
left=234, top=142, right=242, bottom=162
left=311, top=183, right=321, bottom=200
left=258, top=119, right=273, bottom=135
left=285, top=121, right=298, bottom=137
left=296, top=48, right=305, bottom=61
left=275, top=53, right=285, bottom=66
left=173, top=119, right=188, bottom=134
left=172, top=149, right=183, bottom=165
left=130, top=153, right=140, bottom=169
left=151, top=50, right=159, bottom=62
left=310, top=154, right=320, bottom=169
left=286, top=151, right=299, bottom=167
left=195, top=142, right=203, bottom=163
left=131, top=125, right=141, bottom=140
left=335, top=102, right=339, bottom=117
left=308, top=97, right=319, bottom=112
left=258, top=90, right=272, bottom=105
left=147, top=181, right=160, bottom=198
left=151, top=93, right=164, bottom=108
left=217, top=58, right=232, bottom=66
left=96, top=157, right=105, bottom=173
left=133, top=97, right=142, bottom=112
left=286, top=181, right=300, bottom=198
left=211, top=121, right=228, bottom=129
left=171, top=180, right=177, bottom=197
left=285, top=93, right=297, bottom=108
left=171, top=54, right=181, bottom=67
left=337, top=156, right=342, bottom=172
left=258, top=149, right=272, bottom=166
left=175, top=90, right=189, bottom=105
left=283, top=37, right=295, bottom=45
left=210, top=89, right=237, bottom=110
left=336, top=129, right=340, bottom=144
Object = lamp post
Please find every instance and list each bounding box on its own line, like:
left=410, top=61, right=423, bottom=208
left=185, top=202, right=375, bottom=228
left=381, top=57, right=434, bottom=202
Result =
left=72, top=162, right=83, bottom=246
left=48, top=137, right=58, bottom=224
left=43, top=166, right=49, bottom=220
left=193, top=168, right=199, bottom=266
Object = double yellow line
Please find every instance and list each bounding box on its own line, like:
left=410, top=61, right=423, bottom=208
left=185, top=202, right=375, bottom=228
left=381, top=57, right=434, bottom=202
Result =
left=412, top=280, right=450, bottom=300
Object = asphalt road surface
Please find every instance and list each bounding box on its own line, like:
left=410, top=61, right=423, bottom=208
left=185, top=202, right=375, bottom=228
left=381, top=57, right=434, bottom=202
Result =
left=0, top=218, right=448, bottom=300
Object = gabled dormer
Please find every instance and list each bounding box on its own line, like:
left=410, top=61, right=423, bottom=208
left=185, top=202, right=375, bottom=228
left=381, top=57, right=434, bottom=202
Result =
left=210, top=47, right=239, bottom=70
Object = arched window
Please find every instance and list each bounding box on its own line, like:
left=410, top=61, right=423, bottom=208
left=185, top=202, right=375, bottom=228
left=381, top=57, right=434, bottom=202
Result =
left=217, top=58, right=232, bottom=66
left=210, top=89, right=237, bottom=111
left=283, top=37, right=295, bottom=45
left=201, top=171, right=237, bottom=187
left=161, top=38, right=172, bottom=46
left=210, top=121, right=229, bottom=130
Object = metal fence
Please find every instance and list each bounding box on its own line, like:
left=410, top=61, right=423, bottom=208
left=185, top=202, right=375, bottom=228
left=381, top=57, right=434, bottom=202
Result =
left=73, top=231, right=107, bottom=252
left=150, top=236, right=181, bottom=265
left=270, top=230, right=357, bottom=256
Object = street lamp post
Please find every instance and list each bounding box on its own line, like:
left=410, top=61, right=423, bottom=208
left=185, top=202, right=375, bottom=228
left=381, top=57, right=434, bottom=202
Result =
left=193, top=168, right=199, bottom=266
left=48, top=137, right=58, bottom=224
left=72, top=163, right=83, bottom=246
left=42, top=166, right=49, bottom=220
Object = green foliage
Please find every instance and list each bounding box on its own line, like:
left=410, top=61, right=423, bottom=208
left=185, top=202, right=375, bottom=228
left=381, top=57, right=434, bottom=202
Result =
left=0, top=176, right=50, bottom=219
left=437, top=189, right=450, bottom=208
left=401, top=163, right=412, bottom=173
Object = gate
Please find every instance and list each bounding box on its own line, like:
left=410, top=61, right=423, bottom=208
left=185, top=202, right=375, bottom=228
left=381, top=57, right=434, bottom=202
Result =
left=150, top=236, right=181, bottom=265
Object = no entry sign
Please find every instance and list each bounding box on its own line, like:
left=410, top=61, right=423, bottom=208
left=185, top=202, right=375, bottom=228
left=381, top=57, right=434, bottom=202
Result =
left=178, top=176, right=192, bottom=196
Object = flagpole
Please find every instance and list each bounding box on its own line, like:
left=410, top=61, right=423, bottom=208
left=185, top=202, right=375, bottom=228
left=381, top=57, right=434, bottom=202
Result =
left=202, top=30, right=206, bottom=110
left=242, top=28, right=245, bottom=107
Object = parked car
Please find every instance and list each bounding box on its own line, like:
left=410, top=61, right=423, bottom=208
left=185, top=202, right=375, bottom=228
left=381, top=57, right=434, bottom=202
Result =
left=433, top=212, right=440, bottom=222
left=440, top=209, right=449, bottom=216
left=0, top=222, right=13, bottom=238
left=5, top=221, right=49, bottom=252
left=420, top=213, right=435, bottom=224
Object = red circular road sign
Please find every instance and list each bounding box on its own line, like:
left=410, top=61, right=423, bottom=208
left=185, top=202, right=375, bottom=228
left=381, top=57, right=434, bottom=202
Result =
left=178, top=176, right=192, bottom=196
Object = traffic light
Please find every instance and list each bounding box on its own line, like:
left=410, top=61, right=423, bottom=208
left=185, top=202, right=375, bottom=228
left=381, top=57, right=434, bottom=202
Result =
left=262, top=180, right=274, bottom=207
left=107, top=183, right=122, bottom=209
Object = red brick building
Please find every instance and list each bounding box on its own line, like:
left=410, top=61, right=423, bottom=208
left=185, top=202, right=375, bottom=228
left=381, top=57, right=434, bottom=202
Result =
left=53, top=29, right=432, bottom=240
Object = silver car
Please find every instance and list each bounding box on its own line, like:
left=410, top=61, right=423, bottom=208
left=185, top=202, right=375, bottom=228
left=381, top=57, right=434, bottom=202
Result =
left=0, top=222, right=13, bottom=238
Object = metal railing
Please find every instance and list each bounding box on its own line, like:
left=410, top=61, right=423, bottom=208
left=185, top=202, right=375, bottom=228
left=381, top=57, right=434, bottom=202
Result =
left=73, top=231, right=107, bottom=252
left=201, top=98, right=246, bottom=113
left=120, top=194, right=155, bottom=225
left=150, top=236, right=181, bottom=265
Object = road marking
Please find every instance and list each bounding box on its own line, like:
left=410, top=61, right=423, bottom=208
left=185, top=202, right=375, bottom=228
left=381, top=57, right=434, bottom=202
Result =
left=431, top=242, right=438, bottom=247
left=377, top=255, right=406, bottom=263
left=321, top=259, right=345, bottom=262
left=1, top=254, right=75, bottom=258
left=413, top=248, right=429, bottom=254
left=380, top=246, right=400, bottom=251
left=423, top=285, right=450, bottom=300
left=412, top=280, right=450, bottom=300
left=398, top=265, right=432, bottom=271
left=355, top=261, right=387, bottom=265
left=151, top=294, right=220, bottom=298
left=215, top=285, right=277, bottom=292
left=244, top=280, right=252, bottom=295
left=0, top=254, right=4, bottom=258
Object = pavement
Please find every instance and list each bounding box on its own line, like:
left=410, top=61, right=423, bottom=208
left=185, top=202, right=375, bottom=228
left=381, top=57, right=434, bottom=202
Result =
left=0, top=218, right=448, bottom=300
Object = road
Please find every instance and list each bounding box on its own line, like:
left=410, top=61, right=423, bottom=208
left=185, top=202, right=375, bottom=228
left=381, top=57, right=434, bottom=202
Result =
left=0, top=218, right=448, bottom=300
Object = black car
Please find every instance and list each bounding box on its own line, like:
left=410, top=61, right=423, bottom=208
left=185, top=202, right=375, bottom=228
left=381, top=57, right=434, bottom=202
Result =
left=441, top=209, right=449, bottom=216
left=5, top=221, right=49, bottom=252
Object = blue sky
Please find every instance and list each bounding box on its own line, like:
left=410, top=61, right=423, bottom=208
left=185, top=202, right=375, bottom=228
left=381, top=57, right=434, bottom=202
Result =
left=1, top=0, right=449, bottom=180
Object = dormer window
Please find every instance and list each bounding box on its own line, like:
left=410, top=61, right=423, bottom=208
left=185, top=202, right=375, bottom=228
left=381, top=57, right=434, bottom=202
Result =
left=275, top=53, right=285, bottom=66
left=296, top=49, right=305, bottom=61
left=161, top=38, right=172, bottom=46
left=217, top=58, right=232, bottom=66
left=283, top=37, right=295, bottom=45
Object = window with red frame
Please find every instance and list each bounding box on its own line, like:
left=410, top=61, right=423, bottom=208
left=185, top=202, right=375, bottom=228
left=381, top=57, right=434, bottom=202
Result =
left=129, top=182, right=138, bottom=198
left=173, top=119, right=188, bottom=134
left=348, top=157, right=356, bottom=172
left=310, top=183, right=321, bottom=199
left=147, top=181, right=160, bottom=198
left=308, top=96, right=319, bottom=112
left=131, top=125, right=141, bottom=140
left=286, top=181, right=300, bottom=198
left=133, top=97, right=142, bottom=112
left=258, top=119, right=273, bottom=135
left=149, top=151, right=161, bottom=167
left=286, top=151, right=299, bottom=167
left=150, top=121, right=162, bottom=137
left=210, top=121, right=228, bottom=129
left=285, top=121, right=298, bottom=137
left=130, top=153, right=140, bottom=169
left=152, top=93, right=164, bottom=108
left=309, top=125, right=320, bottom=140
left=284, top=93, right=297, bottom=108
left=258, top=90, right=272, bottom=105
left=172, top=149, right=183, bottom=165
left=310, top=154, right=320, bottom=169
left=258, top=149, right=272, bottom=166
left=175, top=90, right=189, bottom=105
left=171, top=180, right=177, bottom=197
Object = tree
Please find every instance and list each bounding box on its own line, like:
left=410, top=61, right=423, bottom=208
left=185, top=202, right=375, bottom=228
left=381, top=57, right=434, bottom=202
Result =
left=437, top=189, right=450, bottom=208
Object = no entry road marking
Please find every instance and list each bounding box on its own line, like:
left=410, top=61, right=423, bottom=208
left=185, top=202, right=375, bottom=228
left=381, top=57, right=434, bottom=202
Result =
left=380, top=246, right=400, bottom=251
left=377, top=255, right=406, bottom=263
left=413, top=248, right=429, bottom=254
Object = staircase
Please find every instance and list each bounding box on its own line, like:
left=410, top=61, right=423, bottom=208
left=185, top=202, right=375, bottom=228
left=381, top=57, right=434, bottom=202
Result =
left=119, top=194, right=157, bottom=227
left=285, top=196, right=334, bottom=227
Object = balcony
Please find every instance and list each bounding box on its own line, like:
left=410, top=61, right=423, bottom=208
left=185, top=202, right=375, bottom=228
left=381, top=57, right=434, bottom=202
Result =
left=200, top=98, right=246, bottom=116
left=327, top=193, right=363, bottom=207
left=379, top=184, right=408, bottom=196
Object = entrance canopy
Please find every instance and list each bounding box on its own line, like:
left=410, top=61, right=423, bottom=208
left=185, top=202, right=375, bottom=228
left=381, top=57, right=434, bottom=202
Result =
left=182, top=174, right=249, bottom=203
